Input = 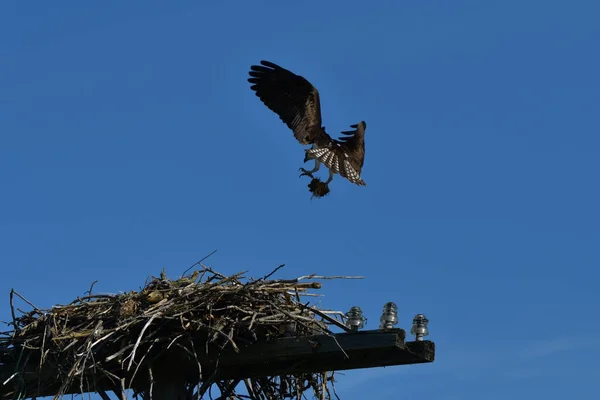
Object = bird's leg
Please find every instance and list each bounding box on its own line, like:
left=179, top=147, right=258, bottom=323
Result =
left=299, top=159, right=321, bottom=178
left=324, top=169, right=334, bottom=184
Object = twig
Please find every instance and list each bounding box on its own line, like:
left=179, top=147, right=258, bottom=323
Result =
left=39, top=322, right=48, bottom=369
left=296, top=274, right=364, bottom=281
left=2, top=372, right=18, bottom=386
left=98, top=390, right=112, bottom=400
left=188, top=337, right=203, bottom=383
left=9, top=289, right=19, bottom=337
left=118, top=378, right=127, bottom=400
left=243, top=379, right=256, bottom=400
left=196, top=370, right=218, bottom=399
left=300, top=304, right=351, bottom=333
left=105, top=344, right=134, bottom=362
left=260, top=264, right=285, bottom=282
left=200, top=263, right=233, bottom=281
left=329, top=372, right=341, bottom=400
left=147, top=364, right=154, bottom=400
left=127, top=313, right=161, bottom=371
left=11, top=289, right=42, bottom=313
left=216, top=379, right=240, bottom=400
left=182, top=250, right=218, bottom=276
left=69, top=294, right=115, bottom=305
left=129, top=338, right=159, bottom=388
left=86, top=280, right=99, bottom=296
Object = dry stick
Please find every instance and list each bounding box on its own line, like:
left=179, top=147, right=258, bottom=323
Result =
left=209, top=305, right=255, bottom=314
left=195, top=369, right=218, bottom=399
left=259, top=264, right=285, bottom=282
left=2, top=372, right=18, bottom=386
left=215, top=379, right=240, bottom=400
left=199, top=263, right=233, bottom=281
left=86, top=280, right=99, bottom=296
left=296, top=274, right=364, bottom=281
left=98, top=367, right=121, bottom=398
left=296, top=304, right=350, bottom=359
left=98, top=390, right=112, bottom=400
left=99, top=367, right=122, bottom=387
left=129, top=338, right=159, bottom=388
left=55, top=336, right=93, bottom=399
left=166, top=333, right=185, bottom=349
left=182, top=250, right=218, bottom=276
left=243, top=379, right=257, bottom=400
left=248, top=312, right=258, bottom=331
left=329, top=334, right=350, bottom=360
left=204, top=321, right=240, bottom=353
left=331, top=382, right=341, bottom=400
left=328, top=372, right=341, bottom=400
left=187, top=337, right=204, bottom=395
left=147, top=364, right=154, bottom=400
left=9, top=289, right=19, bottom=337
left=69, top=294, right=115, bottom=305
left=108, top=382, right=123, bottom=400
left=90, top=330, right=118, bottom=348
left=266, top=274, right=363, bottom=285
left=105, top=344, right=134, bottom=362
left=63, top=339, right=82, bottom=352
left=11, top=289, right=42, bottom=312
left=250, top=379, right=263, bottom=400
left=286, top=292, right=323, bottom=297
left=127, top=313, right=161, bottom=371
left=300, top=305, right=351, bottom=333
left=118, top=378, right=128, bottom=400
left=266, top=300, right=332, bottom=335
left=76, top=321, right=104, bottom=396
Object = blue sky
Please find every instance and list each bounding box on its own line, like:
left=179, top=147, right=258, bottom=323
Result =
left=1, top=1, right=599, bottom=399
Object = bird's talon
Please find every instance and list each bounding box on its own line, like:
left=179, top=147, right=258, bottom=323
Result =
left=298, top=168, right=314, bottom=178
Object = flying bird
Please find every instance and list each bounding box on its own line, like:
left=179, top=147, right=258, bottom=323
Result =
left=247, top=60, right=367, bottom=192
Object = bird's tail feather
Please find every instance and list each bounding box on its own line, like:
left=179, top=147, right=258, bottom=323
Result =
left=305, top=147, right=366, bottom=186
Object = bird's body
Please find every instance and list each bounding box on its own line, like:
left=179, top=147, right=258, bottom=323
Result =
left=248, top=60, right=367, bottom=188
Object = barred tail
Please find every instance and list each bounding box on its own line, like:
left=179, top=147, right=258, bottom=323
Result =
left=306, top=147, right=366, bottom=186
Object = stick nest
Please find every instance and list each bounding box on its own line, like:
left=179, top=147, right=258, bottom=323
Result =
left=0, top=264, right=358, bottom=400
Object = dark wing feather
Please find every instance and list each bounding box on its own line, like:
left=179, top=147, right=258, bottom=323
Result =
left=337, top=121, right=366, bottom=171
left=336, top=121, right=366, bottom=162
left=248, top=60, right=325, bottom=145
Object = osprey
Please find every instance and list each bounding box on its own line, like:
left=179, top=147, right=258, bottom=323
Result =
left=248, top=60, right=367, bottom=189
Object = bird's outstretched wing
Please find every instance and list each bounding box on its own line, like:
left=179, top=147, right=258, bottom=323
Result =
left=306, top=121, right=367, bottom=186
left=248, top=60, right=326, bottom=145
left=336, top=121, right=367, bottom=168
